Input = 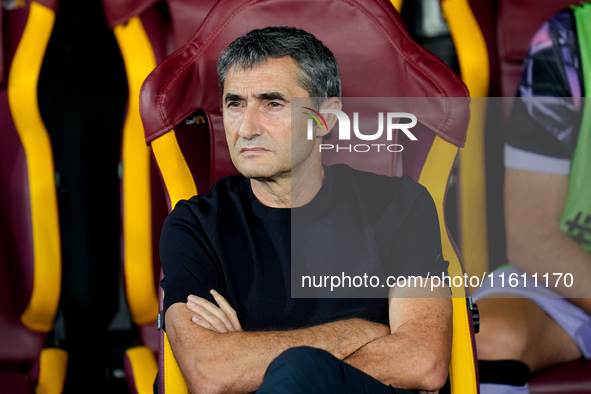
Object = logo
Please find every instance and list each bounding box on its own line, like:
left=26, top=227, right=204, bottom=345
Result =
left=303, top=108, right=417, bottom=153
left=302, top=107, right=329, bottom=139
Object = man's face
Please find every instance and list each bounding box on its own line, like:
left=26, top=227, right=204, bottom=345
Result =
left=222, top=56, right=316, bottom=180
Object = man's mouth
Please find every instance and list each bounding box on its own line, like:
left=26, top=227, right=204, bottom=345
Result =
left=240, top=147, right=269, bottom=154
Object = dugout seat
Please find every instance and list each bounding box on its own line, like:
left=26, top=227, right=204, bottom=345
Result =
left=100, top=1, right=219, bottom=393
left=396, top=0, right=498, bottom=293
left=101, top=3, right=171, bottom=393
left=438, top=0, right=490, bottom=286
left=139, top=0, right=478, bottom=392
left=0, top=1, right=67, bottom=392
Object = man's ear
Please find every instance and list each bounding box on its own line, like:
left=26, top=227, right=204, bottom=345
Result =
left=318, top=97, right=342, bottom=137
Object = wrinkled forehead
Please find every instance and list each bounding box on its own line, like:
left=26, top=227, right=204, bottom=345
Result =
left=223, top=56, right=307, bottom=96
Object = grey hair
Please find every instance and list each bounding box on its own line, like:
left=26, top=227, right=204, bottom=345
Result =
left=217, top=26, right=341, bottom=109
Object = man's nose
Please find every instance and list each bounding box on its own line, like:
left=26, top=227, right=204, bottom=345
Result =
left=237, top=105, right=263, bottom=139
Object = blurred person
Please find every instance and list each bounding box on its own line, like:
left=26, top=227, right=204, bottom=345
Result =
left=473, top=3, right=591, bottom=393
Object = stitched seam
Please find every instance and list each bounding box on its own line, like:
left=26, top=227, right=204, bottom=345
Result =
left=155, top=0, right=258, bottom=132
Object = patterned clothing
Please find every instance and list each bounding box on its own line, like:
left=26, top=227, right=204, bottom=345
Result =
left=505, top=9, right=584, bottom=174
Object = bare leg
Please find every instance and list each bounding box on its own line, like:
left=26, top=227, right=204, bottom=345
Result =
left=476, top=297, right=582, bottom=373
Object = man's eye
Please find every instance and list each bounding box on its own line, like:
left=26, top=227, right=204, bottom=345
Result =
left=269, top=102, right=283, bottom=108
left=227, top=101, right=241, bottom=108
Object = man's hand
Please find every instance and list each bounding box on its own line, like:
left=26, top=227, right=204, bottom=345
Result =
left=186, top=290, right=242, bottom=333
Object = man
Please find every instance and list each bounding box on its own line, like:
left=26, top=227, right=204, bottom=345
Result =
left=160, top=26, right=451, bottom=393
left=474, top=3, right=591, bottom=393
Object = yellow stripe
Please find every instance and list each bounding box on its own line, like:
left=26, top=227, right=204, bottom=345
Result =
left=8, top=2, right=61, bottom=333
left=418, top=136, right=478, bottom=394
left=389, top=0, right=403, bottom=12
left=459, top=99, right=489, bottom=285
left=152, top=131, right=198, bottom=207
left=164, top=331, right=190, bottom=394
left=148, top=48, right=198, bottom=394
left=114, top=17, right=159, bottom=325
left=125, top=346, right=158, bottom=394
left=441, top=0, right=490, bottom=282
left=153, top=130, right=198, bottom=390
left=149, top=82, right=198, bottom=394
left=36, top=348, right=68, bottom=394
left=441, top=0, right=489, bottom=98
left=449, top=296, right=477, bottom=393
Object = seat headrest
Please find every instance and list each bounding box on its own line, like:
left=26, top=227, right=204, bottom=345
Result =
left=102, top=0, right=160, bottom=28
left=140, top=0, right=469, bottom=148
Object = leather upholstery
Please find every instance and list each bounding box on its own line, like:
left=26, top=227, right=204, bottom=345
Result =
left=141, top=1, right=478, bottom=393
left=529, top=359, right=591, bottom=394
left=0, top=367, right=35, bottom=394
left=102, top=0, right=161, bottom=28
left=103, top=0, right=220, bottom=50
left=36, top=0, right=58, bottom=10
left=141, top=0, right=469, bottom=189
left=101, top=1, right=221, bottom=392
left=0, top=94, right=35, bottom=311
left=1, top=0, right=35, bottom=313
left=0, top=5, right=3, bottom=84
left=0, top=228, right=44, bottom=364
left=0, top=1, right=63, bottom=391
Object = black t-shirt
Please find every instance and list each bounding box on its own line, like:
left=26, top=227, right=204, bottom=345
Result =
left=160, top=164, right=447, bottom=331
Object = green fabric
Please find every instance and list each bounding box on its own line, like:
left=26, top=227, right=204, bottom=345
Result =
left=493, top=264, right=514, bottom=272
left=561, top=2, right=591, bottom=253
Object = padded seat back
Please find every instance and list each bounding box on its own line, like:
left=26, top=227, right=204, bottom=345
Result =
left=142, top=0, right=468, bottom=193
left=101, top=0, right=220, bottom=339
left=140, top=0, right=476, bottom=392
left=100, top=1, right=220, bottom=393
left=0, top=1, right=64, bottom=392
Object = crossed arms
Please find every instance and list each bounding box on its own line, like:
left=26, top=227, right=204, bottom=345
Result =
left=165, top=282, right=452, bottom=394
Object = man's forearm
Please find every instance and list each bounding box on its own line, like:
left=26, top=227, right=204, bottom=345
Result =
left=344, top=297, right=452, bottom=391
left=344, top=331, right=449, bottom=391
left=166, top=303, right=389, bottom=394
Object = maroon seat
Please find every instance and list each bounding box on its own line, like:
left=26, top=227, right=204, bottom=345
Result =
left=0, top=222, right=43, bottom=393
left=141, top=0, right=468, bottom=182
left=140, top=0, right=479, bottom=393
left=0, top=1, right=67, bottom=392
left=100, top=1, right=220, bottom=393
left=529, top=359, right=591, bottom=394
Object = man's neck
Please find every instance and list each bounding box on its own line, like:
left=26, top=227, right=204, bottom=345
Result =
left=250, top=164, right=325, bottom=209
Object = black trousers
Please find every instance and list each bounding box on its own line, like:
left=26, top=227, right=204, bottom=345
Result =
left=256, top=346, right=416, bottom=394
